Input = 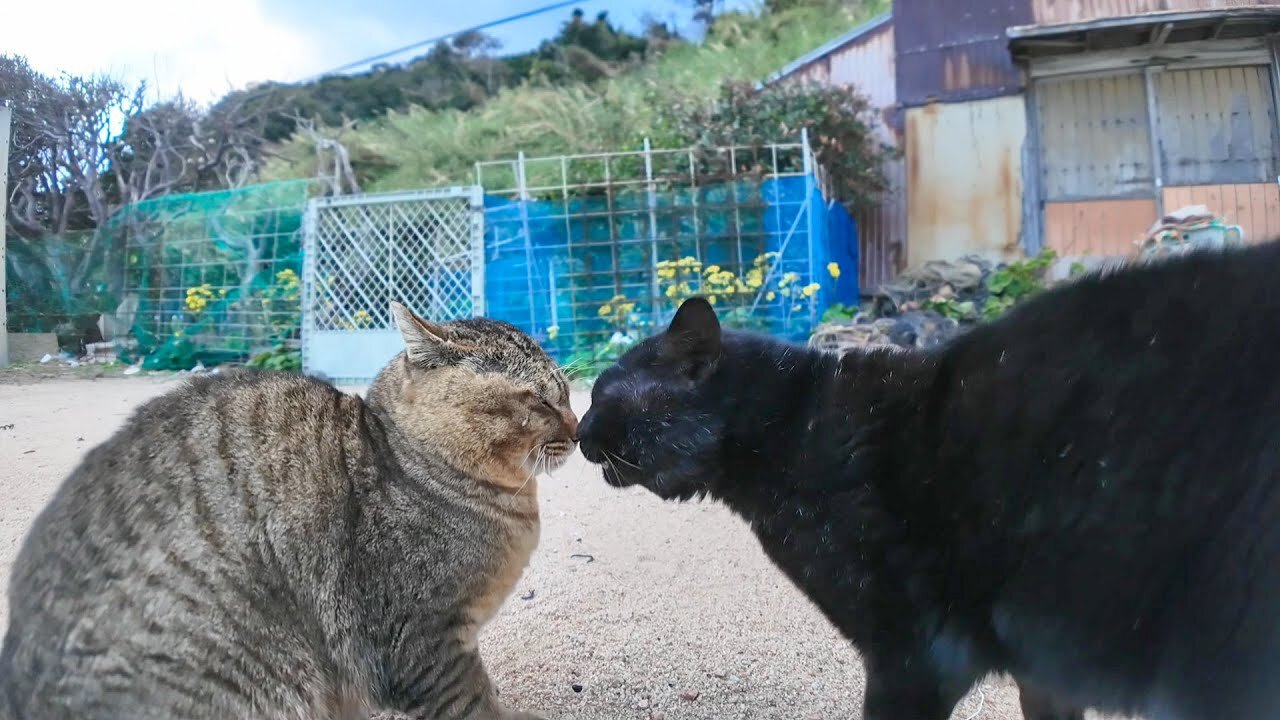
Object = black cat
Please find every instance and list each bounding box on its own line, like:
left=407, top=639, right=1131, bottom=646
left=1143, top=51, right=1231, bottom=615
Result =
left=577, top=242, right=1280, bottom=720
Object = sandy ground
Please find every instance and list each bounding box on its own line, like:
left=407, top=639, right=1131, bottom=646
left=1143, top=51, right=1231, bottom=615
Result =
left=0, top=372, right=1071, bottom=720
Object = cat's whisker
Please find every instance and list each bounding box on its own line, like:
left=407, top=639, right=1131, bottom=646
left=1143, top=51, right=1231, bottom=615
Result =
left=514, top=447, right=546, bottom=496
left=604, top=451, right=640, bottom=471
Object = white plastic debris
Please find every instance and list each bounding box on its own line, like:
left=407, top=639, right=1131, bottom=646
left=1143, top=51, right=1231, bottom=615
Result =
left=39, top=354, right=53, bottom=364
left=123, top=365, right=141, bottom=376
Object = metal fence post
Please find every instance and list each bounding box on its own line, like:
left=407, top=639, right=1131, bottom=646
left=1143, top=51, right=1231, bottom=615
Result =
left=0, top=104, right=11, bottom=367
left=516, top=152, right=536, bottom=331
left=643, top=138, right=660, bottom=322
left=469, top=185, right=486, bottom=317
left=801, top=128, right=819, bottom=327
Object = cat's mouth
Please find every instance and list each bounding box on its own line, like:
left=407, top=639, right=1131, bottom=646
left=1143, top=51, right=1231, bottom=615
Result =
left=537, top=438, right=577, bottom=472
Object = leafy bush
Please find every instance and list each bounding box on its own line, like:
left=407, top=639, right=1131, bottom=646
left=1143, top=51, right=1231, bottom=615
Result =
left=657, top=79, right=895, bottom=212
left=247, top=345, right=302, bottom=372
left=912, top=249, right=1060, bottom=323
left=980, top=248, right=1057, bottom=320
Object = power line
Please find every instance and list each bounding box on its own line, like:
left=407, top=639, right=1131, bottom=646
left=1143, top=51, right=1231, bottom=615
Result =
left=300, top=0, right=583, bottom=83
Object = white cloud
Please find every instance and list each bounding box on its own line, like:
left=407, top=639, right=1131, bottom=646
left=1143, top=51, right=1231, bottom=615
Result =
left=0, top=0, right=324, bottom=104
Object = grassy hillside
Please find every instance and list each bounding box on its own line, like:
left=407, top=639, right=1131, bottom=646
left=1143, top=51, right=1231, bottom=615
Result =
left=262, top=0, right=887, bottom=192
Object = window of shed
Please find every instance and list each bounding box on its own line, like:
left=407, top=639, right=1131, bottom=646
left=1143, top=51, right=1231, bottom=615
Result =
left=1153, top=65, right=1280, bottom=186
left=1036, top=72, right=1155, bottom=202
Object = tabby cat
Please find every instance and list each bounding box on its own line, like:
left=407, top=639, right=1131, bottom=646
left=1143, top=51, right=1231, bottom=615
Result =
left=0, top=302, right=578, bottom=720
left=577, top=242, right=1280, bottom=720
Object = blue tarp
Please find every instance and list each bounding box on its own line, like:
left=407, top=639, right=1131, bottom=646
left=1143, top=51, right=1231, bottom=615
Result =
left=482, top=173, right=858, bottom=358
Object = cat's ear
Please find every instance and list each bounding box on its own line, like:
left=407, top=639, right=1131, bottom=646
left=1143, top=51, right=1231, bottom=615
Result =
left=389, top=301, right=461, bottom=368
left=663, top=297, right=721, bottom=377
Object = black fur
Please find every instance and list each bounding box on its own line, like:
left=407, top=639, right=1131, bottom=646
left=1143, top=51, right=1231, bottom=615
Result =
left=577, top=242, right=1280, bottom=720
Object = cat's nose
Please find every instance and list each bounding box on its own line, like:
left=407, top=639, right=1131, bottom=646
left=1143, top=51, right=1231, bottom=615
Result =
left=562, top=408, right=579, bottom=441
left=576, top=409, right=598, bottom=458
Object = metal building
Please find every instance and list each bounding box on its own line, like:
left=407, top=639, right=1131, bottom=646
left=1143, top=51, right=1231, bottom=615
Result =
left=768, top=0, right=1280, bottom=285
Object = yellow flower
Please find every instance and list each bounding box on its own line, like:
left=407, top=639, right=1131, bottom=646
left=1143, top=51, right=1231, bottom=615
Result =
left=598, top=304, right=613, bottom=317
left=547, top=325, right=560, bottom=340
left=779, top=272, right=800, bottom=288
left=657, top=266, right=676, bottom=279
left=753, top=251, right=779, bottom=268
left=703, top=264, right=721, bottom=275
left=665, top=285, right=680, bottom=299
left=353, top=309, right=373, bottom=327
left=827, top=262, right=841, bottom=280
left=765, top=291, right=777, bottom=302
left=746, top=268, right=763, bottom=288
left=801, top=283, right=821, bottom=298
left=708, top=295, right=717, bottom=305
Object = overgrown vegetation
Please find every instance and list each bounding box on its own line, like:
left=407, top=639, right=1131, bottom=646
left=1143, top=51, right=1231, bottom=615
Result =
left=5, top=0, right=888, bottom=369
left=661, top=80, right=894, bottom=210
left=229, top=10, right=674, bottom=143
left=262, top=0, right=890, bottom=197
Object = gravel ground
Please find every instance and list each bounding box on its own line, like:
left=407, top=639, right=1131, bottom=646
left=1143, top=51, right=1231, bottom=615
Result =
left=0, top=372, right=1112, bottom=719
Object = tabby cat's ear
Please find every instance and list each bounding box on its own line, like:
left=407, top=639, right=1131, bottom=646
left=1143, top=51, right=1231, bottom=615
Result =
left=664, top=297, right=721, bottom=377
left=389, top=301, right=461, bottom=368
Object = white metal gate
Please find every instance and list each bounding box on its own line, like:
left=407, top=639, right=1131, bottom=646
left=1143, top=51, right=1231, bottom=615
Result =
left=301, top=187, right=485, bottom=384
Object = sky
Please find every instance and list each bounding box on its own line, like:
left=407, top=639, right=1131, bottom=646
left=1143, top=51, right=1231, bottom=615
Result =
left=1, top=0, right=756, bottom=105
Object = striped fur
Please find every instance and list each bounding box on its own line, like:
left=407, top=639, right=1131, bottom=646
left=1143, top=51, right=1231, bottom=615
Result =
left=0, top=302, right=575, bottom=720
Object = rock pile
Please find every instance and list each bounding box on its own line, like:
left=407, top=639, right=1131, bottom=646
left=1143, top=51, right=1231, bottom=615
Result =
left=809, top=255, right=998, bottom=355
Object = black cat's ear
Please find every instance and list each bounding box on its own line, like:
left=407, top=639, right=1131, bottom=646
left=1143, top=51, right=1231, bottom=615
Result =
left=663, top=297, right=722, bottom=377
left=389, top=301, right=462, bottom=368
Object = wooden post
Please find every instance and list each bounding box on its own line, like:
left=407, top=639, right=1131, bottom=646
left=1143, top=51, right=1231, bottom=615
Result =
left=0, top=103, right=12, bottom=367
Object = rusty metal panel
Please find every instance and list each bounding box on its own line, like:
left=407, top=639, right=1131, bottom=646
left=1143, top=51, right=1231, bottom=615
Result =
left=772, top=19, right=906, bottom=286
left=826, top=24, right=898, bottom=112
left=895, top=0, right=1034, bottom=107
left=856, top=156, right=908, bottom=290
left=1155, top=65, right=1280, bottom=184
left=1032, top=0, right=1280, bottom=28
left=1036, top=72, right=1155, bottom=200
left=905, top=98, right=1027, bottom=267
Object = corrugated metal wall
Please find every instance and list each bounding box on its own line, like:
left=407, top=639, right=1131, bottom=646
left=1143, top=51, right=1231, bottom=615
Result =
left=1032, top=57, right=1280, bottom=256
left=1036, top=72, right=1154, bottom=200
left=777, top=21, right=906, bottom=291
left=855, top=158, right=908, bottom=290
left=1032, top=0, right=1280, bottom=27
left=1155, top=65, right=1280, bottom=184
left=905, top=97, right=1027, bottom=266
left=895, top=0, right=1033, bottom=107
left=787, top=23, right=899, bottom=118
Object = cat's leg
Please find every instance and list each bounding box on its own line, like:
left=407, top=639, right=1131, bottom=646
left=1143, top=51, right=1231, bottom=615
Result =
left=388, top=650, right=546, bottom=720
left=1015, top=680, right=1085, bottom=720
left=860, top=647, right=972, bottom=720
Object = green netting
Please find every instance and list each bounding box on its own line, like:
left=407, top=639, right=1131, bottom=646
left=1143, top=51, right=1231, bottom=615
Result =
left=120, top=180, right=313, bottom=369
left=5, top=180, right=314, bottom=368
